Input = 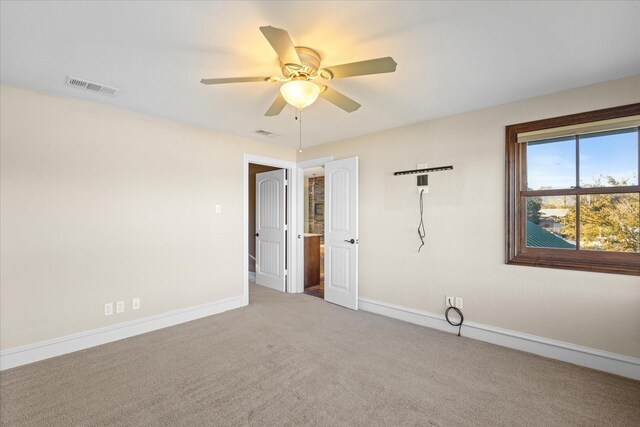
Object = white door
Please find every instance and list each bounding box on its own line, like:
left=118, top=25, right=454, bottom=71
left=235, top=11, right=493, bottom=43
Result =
left=255, top=169, right=287, bottom=292
left=324, top=157, right=358, bottom=310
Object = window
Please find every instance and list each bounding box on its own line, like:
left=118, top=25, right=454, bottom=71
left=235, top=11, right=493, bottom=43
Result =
left=506, top=104, right=640, bottom=275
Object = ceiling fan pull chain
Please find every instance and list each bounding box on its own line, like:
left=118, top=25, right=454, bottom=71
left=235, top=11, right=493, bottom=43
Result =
left=298, top=108, right=303, bottom=153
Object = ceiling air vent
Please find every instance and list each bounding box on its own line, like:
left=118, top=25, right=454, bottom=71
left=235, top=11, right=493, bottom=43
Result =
left=255, top=129, right=279, bottom=137
left=65, top=76, right=119, bottom=97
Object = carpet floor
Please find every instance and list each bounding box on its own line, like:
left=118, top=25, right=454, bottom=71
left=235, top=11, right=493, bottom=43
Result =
left=1, top=284, right=639, bottom=426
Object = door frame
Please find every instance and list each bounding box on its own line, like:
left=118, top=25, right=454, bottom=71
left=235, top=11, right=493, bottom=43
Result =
left=243, top=154, right=298, bottom=306
left=293, top=156, right=334, bottom=294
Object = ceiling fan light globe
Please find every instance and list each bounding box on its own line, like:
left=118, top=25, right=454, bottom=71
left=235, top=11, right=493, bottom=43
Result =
left=280, top=80, right=320, bottom=109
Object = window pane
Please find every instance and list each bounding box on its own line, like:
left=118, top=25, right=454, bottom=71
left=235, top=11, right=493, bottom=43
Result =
left=526, top=195, right=576, bottom=249
left=580, top=128, right=638, bottom=187
left=527, top=137, right=576, bottom=190
left=580, top=193, right=640, bottom=253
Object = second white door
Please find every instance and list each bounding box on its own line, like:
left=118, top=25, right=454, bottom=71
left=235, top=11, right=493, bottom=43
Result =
left=324, top=157, right=358, bottom=310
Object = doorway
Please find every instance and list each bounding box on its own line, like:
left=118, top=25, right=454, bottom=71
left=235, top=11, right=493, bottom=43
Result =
left=302, top=167, right=325, bottom=299
left=243, top=154, right=297, bottom=306
left=296, top=156, right=360, bottom=310
left=243, top=154, right=359, bottom=311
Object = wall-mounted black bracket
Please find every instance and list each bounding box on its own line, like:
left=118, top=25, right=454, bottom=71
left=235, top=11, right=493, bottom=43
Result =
left=393, top=165, right=453, bottom=176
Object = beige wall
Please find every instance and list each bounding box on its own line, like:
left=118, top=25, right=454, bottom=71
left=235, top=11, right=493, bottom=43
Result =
left=298, top=75, right=640, bottom=358
left=2, top=77, right=639, bottom=358
left=0, top=84, right=295, bottom=350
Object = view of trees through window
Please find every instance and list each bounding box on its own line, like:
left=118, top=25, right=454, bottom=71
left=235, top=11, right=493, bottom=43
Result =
left=525, top=128, right=639, bottom=253
left=507, top=104, right=640, bottom=275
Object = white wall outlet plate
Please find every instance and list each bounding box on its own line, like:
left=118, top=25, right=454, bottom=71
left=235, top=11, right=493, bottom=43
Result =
left=455, top=297, right=464, bottom=309
left=104, top=303, right=113, bottom=316
left=132, top=297, right=140, bottom=310
left=116, top=300, right=125, bottom=314
left=446, top=296, right=454, bottom=307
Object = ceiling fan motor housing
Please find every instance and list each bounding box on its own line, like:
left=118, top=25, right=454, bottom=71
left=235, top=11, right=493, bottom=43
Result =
left=281, top=47, right=328, bottom=79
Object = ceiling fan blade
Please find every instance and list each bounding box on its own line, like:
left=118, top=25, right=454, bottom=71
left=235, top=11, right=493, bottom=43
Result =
left=200, top=77, right=270, bottom=85
left=265, top=94, right=288, bottom=116
left=259, top=26, right=301, bottom=66
left=322, top=57, right=397, bottom=79
left=318, top=85, right=361, bottom=113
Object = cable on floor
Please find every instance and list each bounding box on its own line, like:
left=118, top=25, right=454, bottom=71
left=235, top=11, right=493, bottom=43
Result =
left=445, top=305, right=464, bottom=337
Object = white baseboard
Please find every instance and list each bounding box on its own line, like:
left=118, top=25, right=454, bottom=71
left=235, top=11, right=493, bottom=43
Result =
left=1, top=295, right=245, bottom=371
left=358, top=297, right=640, bottom=381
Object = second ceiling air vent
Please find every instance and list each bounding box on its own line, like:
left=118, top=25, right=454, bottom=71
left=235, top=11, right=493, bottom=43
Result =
left=255, top=129, right=279, bottom=137
left=65, top=76, right=119, bottom=97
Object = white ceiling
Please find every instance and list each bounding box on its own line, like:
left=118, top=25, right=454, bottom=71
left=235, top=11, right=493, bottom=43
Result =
left=1, top=1, right=639, bottom=148
left=304, top=167, right=324, bottom=178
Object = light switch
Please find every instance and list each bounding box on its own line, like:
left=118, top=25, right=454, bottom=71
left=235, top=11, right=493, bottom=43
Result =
left=215, top=204, right=222, bottom=214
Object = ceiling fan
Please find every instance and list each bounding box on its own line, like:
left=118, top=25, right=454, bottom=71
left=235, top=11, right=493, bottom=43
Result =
left=200, top=26, right=397, bottom=116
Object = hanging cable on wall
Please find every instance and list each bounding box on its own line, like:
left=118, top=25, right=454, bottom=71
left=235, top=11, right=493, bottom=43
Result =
left=394, top=164, right=453, bottom=251
left=417, top=189, right=426, bottom=252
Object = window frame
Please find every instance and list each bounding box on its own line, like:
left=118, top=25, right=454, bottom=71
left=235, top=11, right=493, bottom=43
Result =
left=506, top=103, right=640, bottom=276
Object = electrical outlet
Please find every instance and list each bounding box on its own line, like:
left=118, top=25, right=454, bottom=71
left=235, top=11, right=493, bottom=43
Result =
left=116, top=300, right=125, bottom=314
left=455, top=297, right=463, bottom=309
left=446, top=296, right=455, bottom=307
left=104, top=303, right=113, bottom=316
left=132, top=297, right=140, bottom=310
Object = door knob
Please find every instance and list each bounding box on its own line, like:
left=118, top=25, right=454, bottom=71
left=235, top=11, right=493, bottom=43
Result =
left=255, top=233, right=259, bottom=237
left=344, top=239, right=355, bottom=244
